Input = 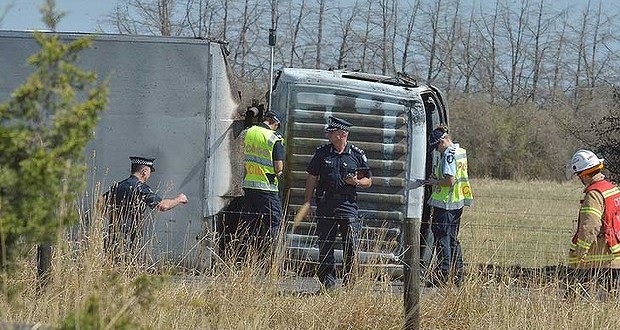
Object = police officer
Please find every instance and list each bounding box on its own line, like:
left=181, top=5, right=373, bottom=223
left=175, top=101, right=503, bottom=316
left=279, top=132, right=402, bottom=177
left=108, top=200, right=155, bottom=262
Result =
left=103, top=156, right=188, bottom=259
left=302, top=116, right=372, bottom=291
left=240, top=110, right=285, bottom=261
left=424, top=125, right=473, bottom=286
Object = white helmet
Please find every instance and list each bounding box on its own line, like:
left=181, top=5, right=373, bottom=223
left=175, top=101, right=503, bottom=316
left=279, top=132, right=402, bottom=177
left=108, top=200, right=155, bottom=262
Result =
left=566, top=149, right=604, bottom=179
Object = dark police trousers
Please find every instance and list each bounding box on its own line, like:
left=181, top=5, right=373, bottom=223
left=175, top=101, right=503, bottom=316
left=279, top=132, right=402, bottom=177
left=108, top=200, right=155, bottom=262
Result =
left=316, top=201, right=361, bottom=289
left=430, top=207, right=464, bottom=285
left=238, top=188, right=282, bottom=263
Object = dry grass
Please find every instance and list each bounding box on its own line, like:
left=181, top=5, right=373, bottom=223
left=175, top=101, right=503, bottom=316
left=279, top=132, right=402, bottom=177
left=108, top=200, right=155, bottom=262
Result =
left=1, top=178, right=620, bottom=329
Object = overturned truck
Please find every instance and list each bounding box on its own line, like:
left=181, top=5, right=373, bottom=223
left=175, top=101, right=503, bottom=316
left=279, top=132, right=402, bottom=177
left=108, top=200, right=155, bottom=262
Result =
left=0, top=31, right=448, bottom=273
left=269, top=69, right=447, bottom=276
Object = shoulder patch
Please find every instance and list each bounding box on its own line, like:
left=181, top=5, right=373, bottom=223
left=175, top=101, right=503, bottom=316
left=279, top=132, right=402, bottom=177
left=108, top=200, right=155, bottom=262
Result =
left=350, top=144, right=365, bottom=155
left=316, top=143, right=330, bottom=150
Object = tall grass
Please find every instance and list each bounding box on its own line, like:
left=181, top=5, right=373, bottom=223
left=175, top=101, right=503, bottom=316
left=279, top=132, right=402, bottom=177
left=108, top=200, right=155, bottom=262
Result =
left=1, top=178, right=619, bottom=329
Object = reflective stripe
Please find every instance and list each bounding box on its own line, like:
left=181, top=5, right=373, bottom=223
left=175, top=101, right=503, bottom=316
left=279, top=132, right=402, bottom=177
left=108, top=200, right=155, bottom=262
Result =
left=602, top=187, right=620, bottom=198
left=242, top=180, right=278, bottom=191
left=570, top=242, right=577, bottom=251
left=245, top=155, right=274, bottom=167
left=579, top=206, right=603, bottom=218
left=610, top=244, right=620, bottom=254
left=568, top=254, right=620, bottom=265
left=581, top=254, right=620, bottom=263
left=576, top=238, right=591, bottom=250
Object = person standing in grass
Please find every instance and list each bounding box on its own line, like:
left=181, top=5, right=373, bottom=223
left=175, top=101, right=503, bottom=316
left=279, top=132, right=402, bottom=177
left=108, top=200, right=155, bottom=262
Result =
left=239, top=110, right=285, bottom=262
left=566, top=149, right=620, bottom=293
left=103, top=156, right=188, bottom=260
left=301, top=116, right=372, bottom=291
left=424, top=125, right=473, bottom=286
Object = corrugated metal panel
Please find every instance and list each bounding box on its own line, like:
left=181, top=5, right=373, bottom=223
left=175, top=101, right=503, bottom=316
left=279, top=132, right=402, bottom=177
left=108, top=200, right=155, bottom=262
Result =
left=272, top=69, right=441, bottom=274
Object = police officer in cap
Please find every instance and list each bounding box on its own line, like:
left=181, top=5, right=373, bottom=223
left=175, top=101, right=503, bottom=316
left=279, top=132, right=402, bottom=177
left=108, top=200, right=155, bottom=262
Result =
left=302, top=116, right=372, bottom=291
left=424, top=125, right=473, bottom=286
left=240, top=110, right=285, bottom=261
left=103, top=156, right=188, bottom=259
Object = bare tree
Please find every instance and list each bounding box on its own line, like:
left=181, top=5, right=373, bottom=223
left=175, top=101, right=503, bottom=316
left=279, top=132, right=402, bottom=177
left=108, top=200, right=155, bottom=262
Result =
left=315, top=0, right=326, bottom=69
left=287, top=0, right=307, bottom=67
left=232, top=0, right=265, bottom=74
left=440, top=0, right=462, bottom=95
left=528, top=0, right=547, bottom=102
left=498, top=0, right=530, bottom=105
left=378, top=0, right=396, bottom=75
left=400, top=1, right=420, bottom=74
left=424, top=0, right=442, bottom=83
left=359, top=0, right=373, bottom=72
left=109, top=0, right=182, bottom=36
left=572, top=1, right=590, bottom=104
left=335, top=1, right=359, bottom=69
left=184, top=0, right=222, bottom=38
left=477, top=0, right=500, bottom=102
left=455, top=5, right=480, bottom=95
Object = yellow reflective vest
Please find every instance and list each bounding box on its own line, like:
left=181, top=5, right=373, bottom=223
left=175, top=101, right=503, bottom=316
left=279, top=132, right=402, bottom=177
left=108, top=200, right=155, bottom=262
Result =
left=428, top=145, right=473, bottom=210
left=242, top=125, right=283, bottom=192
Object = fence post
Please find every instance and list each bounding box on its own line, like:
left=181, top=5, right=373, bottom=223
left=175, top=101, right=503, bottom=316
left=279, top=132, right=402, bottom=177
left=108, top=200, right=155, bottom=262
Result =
left=403, top=217, right=420, bottom=330
left=37, top=243, right=52, bottom=289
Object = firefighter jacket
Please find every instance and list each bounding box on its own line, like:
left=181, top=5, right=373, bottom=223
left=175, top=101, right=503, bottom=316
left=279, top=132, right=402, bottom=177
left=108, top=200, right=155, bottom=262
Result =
left=242, top=125, right=283, bottom=192
left=428, top=144, right=473, bottom=210
left=569, top=174, right=620, bottom=269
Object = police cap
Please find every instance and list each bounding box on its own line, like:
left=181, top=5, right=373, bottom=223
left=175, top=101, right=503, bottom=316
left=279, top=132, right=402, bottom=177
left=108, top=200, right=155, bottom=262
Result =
left=264, top=110, right=281, bottom=124
left=324, top=116, right=352, bottom=132
left=428, top=128, right=447, bottom=150
left=130, top=156, right=156, bottom=172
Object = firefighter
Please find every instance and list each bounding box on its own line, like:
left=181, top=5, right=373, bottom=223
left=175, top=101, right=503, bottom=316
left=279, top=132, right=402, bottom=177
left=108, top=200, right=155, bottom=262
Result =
left=424, top=125, right=473, bottom=286
left=239, top=110, right=285, bottom=262
left=103, top=156, right=188, bottom=261
left=566, top=149, right=620, bottom=293
left=301, top=116, right=372, bottom=291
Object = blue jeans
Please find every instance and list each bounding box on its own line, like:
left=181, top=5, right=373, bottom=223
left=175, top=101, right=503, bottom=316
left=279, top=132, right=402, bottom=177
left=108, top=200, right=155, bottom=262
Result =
left=431, top=207, right=464, bottom=282
left=315, top=213, right=360, bottom=289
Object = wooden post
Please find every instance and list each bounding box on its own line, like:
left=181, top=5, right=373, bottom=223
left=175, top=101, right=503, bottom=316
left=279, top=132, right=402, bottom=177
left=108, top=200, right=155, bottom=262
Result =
left=403, top=218, right=420, bottom=330
left=37, top=243, right=52, bottom=289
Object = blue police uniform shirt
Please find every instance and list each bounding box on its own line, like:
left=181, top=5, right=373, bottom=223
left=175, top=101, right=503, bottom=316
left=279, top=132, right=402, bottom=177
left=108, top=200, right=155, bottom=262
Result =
left=440, top=143, right=459, bottom=177
left=105, top=175, right=162, bottom=230
left=306, top=143, right=371, bottom=216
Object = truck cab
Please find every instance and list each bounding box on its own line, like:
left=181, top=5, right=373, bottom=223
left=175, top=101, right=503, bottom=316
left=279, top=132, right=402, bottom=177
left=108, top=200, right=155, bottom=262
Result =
left=269, top=68, right=448, bottom=276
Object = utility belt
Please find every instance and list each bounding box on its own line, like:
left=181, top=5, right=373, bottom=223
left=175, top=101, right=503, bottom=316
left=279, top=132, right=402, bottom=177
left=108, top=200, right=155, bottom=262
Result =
left=316, top=190, right=357, bottom=202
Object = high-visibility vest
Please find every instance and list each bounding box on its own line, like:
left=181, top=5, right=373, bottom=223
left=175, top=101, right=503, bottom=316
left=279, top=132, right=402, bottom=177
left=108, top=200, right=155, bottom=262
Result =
left=242, top=125, right=283, bottom=192
left=428, top=146, right=473, bottom=210
left=571, top=180, right=620, bottom=254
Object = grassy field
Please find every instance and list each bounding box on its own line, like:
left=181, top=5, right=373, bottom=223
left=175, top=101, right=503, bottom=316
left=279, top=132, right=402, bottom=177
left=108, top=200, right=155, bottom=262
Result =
left=1, top=179, right=620, bottom=330
left=461, top=178, right=583, bottom=267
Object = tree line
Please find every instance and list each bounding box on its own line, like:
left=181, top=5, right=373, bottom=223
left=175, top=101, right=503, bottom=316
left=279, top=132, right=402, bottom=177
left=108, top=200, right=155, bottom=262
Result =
left=106, top=0, right=620, bottom=181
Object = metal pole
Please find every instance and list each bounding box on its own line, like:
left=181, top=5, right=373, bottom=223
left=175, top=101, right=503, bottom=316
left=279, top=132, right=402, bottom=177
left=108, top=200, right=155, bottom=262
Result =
left=268, top=29, right=275, bottom=112
left=403, top=217, right=421, bottom=329
left=268, top=0, right=277, bottom=112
